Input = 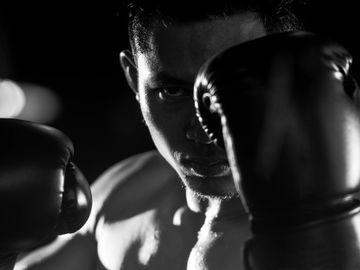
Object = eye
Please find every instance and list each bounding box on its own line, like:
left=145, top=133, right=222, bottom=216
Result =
left=158, top=87, right=191, bottom=101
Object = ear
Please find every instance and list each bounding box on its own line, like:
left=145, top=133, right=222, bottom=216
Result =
left=119, top=50, right=139, bottom=98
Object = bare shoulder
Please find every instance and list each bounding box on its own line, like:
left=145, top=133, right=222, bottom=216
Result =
left=89, top=150, right=185, bottom=230
left=91, top=150, right=176, bottom=200
left=15, top=151, right=185, bottom=270
left=91, top=151, right=187, bottom=269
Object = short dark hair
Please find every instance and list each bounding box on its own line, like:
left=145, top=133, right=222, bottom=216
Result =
left=123, top=0, right=305, bottom=54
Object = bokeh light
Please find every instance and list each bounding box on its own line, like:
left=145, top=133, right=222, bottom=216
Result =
left=0, top=79, right=61, bottom=123
left=0, top=79, right=26, bottom=118
left=17, top=82, right=61, bottom=124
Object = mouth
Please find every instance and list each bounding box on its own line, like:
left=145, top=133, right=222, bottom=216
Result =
left=181, top=157, right=231, bottom=178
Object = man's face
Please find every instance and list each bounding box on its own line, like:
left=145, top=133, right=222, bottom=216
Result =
left=133, top=13, right=266, bottom=198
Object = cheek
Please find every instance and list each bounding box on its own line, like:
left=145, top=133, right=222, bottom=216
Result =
left=138, top=92, right=191, bottom=159
left=139, top=92, right=163, bottom=132
left=139, top=92, right=175, bottom=145
left=139, top=93, right=181, bottom=167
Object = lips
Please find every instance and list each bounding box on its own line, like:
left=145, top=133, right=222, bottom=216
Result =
left=181, top=156, right=231, bottom=178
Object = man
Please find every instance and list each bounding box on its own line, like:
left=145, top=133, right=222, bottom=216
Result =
left=15, top=1, right=303, bottom=269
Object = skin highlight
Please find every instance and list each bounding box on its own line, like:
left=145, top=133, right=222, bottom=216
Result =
left=120, top=11, right=268, bottom=270
left=126, top=13, right=266, bottom=200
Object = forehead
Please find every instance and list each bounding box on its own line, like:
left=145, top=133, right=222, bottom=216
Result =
left=135, top=12, right=266, bottom=82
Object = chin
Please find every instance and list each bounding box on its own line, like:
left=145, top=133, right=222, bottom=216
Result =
left=183, top=175, right=239, bottom=200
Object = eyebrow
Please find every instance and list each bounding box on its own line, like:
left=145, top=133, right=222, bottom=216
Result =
left=150, top=71, right=193, bottom=86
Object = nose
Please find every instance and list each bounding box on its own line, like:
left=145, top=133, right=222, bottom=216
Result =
left=185, top=116, right=213, bottom=144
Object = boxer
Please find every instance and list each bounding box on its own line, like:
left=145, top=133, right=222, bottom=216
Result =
left=15, top=1, right=306, bottom=269
left=0, top=119, right=92, bottom=270
left=195, top=31, right=360, bottom=269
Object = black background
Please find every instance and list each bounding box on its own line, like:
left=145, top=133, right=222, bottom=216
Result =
left=1, top=1, right=358, bottom=183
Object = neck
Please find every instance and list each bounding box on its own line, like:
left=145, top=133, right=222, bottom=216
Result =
left=185, top=188, right=247, bottom=226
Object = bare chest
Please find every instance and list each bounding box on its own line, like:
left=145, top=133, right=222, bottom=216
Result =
left=95, top=208, right=195, bottom=270
left=187, top=225, right=250, bottom=270
left=96, top=212, right=250, bottom=270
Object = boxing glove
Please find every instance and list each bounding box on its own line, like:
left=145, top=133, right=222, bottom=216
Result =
left=194, top=32, right=360, bottom=269
left=0, top=119, right=92, bottom=267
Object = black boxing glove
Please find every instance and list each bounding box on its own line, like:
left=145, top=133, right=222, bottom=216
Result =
left=0, top=119, right=92, bottom=268
left=194, top=32, right=360, bottom=269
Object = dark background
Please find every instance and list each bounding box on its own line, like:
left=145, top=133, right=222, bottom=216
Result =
left=0, top=1, right=358, bottom=183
